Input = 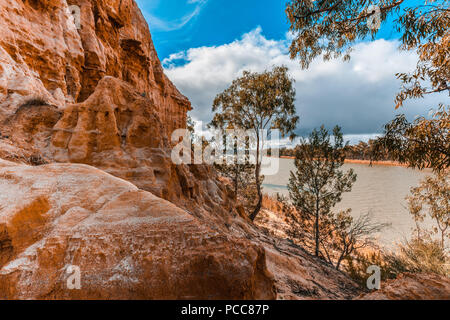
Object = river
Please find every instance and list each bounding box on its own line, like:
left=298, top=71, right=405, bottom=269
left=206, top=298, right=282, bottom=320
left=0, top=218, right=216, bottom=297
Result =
left=262, top=157, right=432, bottom=247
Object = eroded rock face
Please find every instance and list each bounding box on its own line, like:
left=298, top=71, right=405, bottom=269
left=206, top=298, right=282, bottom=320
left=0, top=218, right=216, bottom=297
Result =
left=51, top=76, right=166, bottom=162
left=0, top=0, right=83, bottom=115
left=0, top=160, right=275, bottom=299
left=69, top=0, right=191, bottom=137
left=0, top=0, right=189, bottom=137
left=2, top=75, right=240, bottom=231
left=0, top=0, right=202, bottom=208
left=357, top=273, right=450, bottom=300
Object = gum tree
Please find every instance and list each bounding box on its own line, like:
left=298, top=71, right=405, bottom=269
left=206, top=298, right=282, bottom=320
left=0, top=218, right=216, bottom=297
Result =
left=213, top=129, right=256, bottom=205
left=286, top=0, right=449, bottom=171
left=373, top=106, right=450, bottom=171
left=210, top=66, right=298, bottom=221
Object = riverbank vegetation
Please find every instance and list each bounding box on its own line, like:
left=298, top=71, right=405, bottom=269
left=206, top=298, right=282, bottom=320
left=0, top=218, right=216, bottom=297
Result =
left=209, top=66, right=299, bottom=221
left=199, top=0, right=449, bottom=288
left=275, top=140, right=395, bottom=162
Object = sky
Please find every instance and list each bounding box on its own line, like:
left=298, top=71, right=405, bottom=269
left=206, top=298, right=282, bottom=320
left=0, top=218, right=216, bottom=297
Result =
left=136, top=0, right=448, bottom=142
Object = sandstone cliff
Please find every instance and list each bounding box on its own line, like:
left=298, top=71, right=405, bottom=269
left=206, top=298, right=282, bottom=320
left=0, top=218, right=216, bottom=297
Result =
left=0, top=0, right=189, bottom=136
left=0, top=159, right=275, bottom=299
left=0, top=0, right=443, bottom=300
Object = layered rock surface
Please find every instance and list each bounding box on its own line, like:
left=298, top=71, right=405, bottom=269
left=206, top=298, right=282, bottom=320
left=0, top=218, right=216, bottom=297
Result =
left=0, top=0, right=224, bottom=215
left=0, top=0, right=189, bottom=136
left=0, top=0, right=365, bottom=300
left=0, top=160, right=275, bottom=299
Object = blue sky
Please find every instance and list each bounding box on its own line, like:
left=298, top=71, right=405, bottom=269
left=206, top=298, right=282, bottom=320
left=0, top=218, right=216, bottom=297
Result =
left=138, top=0, right=290, bottom=61
left=136, top=0, right=448, bottom=139
left=138, top=0, right=402, bottom=61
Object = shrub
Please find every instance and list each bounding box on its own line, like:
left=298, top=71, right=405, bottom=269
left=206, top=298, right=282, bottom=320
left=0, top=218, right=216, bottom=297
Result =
left=28, top=154, right=47, bottom=166
left=345, top=236, right=449, bottom=287
left=385, top=237, right=449, bottom=277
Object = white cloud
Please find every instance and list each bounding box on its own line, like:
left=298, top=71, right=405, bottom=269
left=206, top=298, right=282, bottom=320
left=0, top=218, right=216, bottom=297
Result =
left=143, top=0, right=208, bottom=32
left=164, top=27, right=447, bottom=138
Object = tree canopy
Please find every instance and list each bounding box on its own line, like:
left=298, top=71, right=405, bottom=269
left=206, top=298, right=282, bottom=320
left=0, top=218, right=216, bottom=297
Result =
left=286, top=0, right=449, bottom=104
left=372, top=105, right=450, bottom=171
left=287, top=0, right=449, bottom=171
left=210, top=66, right=299, bottom=221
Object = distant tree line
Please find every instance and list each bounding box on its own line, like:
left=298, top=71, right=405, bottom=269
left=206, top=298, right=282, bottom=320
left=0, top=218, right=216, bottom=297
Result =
left=275, top=139, right=394, bottom=162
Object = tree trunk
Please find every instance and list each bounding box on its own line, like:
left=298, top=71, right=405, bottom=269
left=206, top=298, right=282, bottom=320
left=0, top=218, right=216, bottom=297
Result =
left=249, top=161, right=262, bottom=221
left=249, top=138, right=262, bottom=222
left=336, top=255, right=344, bottom=270
left=234, top=169, right=238, bottom=199
left=314, top=210, right=319, bottom=256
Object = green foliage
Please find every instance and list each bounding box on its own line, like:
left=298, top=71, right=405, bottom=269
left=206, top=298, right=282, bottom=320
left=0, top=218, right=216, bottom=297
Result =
left=214, top=134, right=256, bottom=208
left=278, top=138, right=394, bottom=161
left=288, top=125, right=357, bottom=256
left=286, top=0, right=407, bottom=69
left=215, top=160, right=258, bottom=212
left=215, top=160, right=255, bottom=195
left=209, top=66, right=299, bottom=221
left=280, top=185, right=387, bottom=270
left=407, top=170, right=449, bottom=248
left=394, top=2, right=449, bottom=108
left=372, top=105, right=450, bottom=171
left=286, top=0, right=448, bottom=85
left=287, top=1, right=449, bottom=172
left=344, top=139, right=391, bottom=161
left=210, top=66, right=298, bottom=140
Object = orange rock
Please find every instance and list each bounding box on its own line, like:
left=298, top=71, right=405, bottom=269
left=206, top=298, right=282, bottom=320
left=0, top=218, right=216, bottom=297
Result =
left=0, top=0, right=84, bottom=112
left=0, top=0, right=190, bottom=138
left=0, top=160, right=275, bottom=299
left=71, top=0, right=191, bottom=137
left=51, top=76, right=165, bottom=162
left=357, top=273, right=450, bottom=300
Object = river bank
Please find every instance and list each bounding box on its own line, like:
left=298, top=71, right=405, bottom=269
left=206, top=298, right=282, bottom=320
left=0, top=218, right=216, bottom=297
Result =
left=277, top=156, right=407, bottom=167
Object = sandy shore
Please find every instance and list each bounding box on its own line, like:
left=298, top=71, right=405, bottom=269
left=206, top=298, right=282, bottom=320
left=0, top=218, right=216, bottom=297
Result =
left=277, top=156, right=407, bottom=167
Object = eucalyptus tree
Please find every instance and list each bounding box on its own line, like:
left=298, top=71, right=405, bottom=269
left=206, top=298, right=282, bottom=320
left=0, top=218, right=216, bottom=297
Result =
left=373, top=106, right=450, bottom=171
left=210, top=66, right=298, bottom=221
left=213, top=128, right=256, bottom=202
left=286, top=0, right=449, bottom=170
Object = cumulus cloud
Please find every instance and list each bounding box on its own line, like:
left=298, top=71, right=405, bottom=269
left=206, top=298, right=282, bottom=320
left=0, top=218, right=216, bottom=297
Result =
left=164, top=27, right=446, bottom=137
